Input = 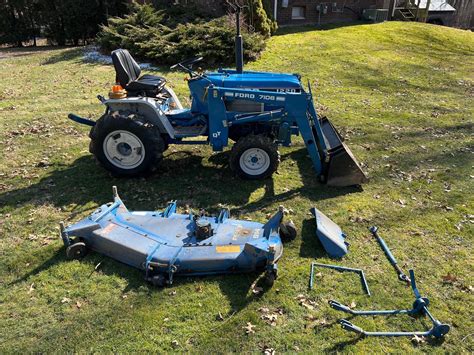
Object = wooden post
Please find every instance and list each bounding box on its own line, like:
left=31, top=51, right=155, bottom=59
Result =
left=414, top=0, right=420, bottom=21
left=424, top=0, right=431, bottom=22
left=388, top=0, right=395, bottom=20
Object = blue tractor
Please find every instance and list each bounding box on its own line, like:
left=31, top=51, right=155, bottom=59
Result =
left=69, top=10, right=367, bottom=186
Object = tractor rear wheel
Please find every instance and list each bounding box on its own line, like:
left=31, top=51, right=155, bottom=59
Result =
left=89, top=113, right=165, bottom=176
left=229, top=135, right=280, bottom=180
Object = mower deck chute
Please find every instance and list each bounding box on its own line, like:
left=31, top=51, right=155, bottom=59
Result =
left=61, top=187, right=285, bottom=286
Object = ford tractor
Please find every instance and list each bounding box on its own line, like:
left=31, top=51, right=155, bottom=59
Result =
left=68, top=6, right=367, bottom=187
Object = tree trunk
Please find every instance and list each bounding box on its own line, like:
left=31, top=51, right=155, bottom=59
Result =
left=449, top=0, right=474, bottom=28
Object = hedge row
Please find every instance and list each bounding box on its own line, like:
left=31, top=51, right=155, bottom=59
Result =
left=97, top=3, right=268, bottom=66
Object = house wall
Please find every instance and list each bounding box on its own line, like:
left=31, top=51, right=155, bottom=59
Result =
left=274, top=0, right=387, bottom=25
left=140, top=0, right=393, bottom=26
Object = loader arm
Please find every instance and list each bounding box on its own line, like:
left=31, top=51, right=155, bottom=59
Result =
left=206, top=86, right=367, bottom=186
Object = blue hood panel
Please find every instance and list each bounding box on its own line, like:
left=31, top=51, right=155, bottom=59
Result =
left=206, top=71, right=302, bottom=90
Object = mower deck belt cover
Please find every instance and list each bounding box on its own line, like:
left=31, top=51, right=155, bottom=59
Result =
left=311, top=207, right=348, bottom=258
left=61, top=187, right=284, bottom=285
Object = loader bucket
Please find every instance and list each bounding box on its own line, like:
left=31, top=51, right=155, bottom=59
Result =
left=320, top=117, right=368, bottom=187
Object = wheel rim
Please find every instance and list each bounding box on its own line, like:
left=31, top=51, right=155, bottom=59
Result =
left=103, top=130, right=145, bottom=169
left=239, top=148, right=270, bottom=176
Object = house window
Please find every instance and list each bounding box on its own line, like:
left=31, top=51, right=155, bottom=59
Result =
left=291, top=6, right=306, bottom=19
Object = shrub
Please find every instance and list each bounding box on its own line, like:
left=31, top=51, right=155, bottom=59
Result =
left=247, top=0, right=277, bottom=38
left=96, top=3, right=266, bottom=67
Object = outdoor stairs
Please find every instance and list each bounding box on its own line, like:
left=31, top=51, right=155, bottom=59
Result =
left=398, top=8, right=416, bottom=20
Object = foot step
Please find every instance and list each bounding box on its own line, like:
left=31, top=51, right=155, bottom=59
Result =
left=173, top=125, right=207, bottom=137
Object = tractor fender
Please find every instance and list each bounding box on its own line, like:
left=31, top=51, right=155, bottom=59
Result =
left=104, top=97, right=176, bottom=139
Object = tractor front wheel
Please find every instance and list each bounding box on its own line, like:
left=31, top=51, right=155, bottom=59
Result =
left=89, top=113, right=165, bottom=176
left=229, top=135, right=280, bottom=180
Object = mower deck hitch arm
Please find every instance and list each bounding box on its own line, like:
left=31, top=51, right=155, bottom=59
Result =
left=329, top=269, right=450, bottom=338
left=369, top=226, right=411, bottom=285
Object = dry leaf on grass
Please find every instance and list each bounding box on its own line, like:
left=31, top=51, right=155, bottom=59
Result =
left=263, top=346, right=276, bottom=355
left=442, top=273, right=458, bottom=284
left=411, top=335, right=426, bottom=344
left=295, top=294, right=318, bottom=310
left=261, top=313, right=278, bottom=326
left=243, top=322, right=256, bottom=334
left=61, top=297, right=71, bottom=304
left=76, top=301, right=82, bottom=309
left=305, top=315, right=328, bottom=328
left=349, top=300, right=357, bottom=309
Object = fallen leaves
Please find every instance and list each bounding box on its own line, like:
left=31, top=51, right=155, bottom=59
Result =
left=442, top=273, right=458, bottom=284
left=411, top=334, right=426, bottom=344
left=258, top=307, right=284, bottom=327
left=305, top=315, right=328, bottom=329
left=295, top=294, right=318, bottom=310
left=243, top=322, right=256, bottom=335
left=262, top=346, right=276, bottom=355
left=171, top=340, right=179, bottom=348
left=250, top=278, right=264, bottom=296
left=349, top=216, right=369, bottom=224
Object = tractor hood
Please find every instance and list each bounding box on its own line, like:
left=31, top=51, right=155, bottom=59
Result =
left=206, top=70, right=302, bottom=91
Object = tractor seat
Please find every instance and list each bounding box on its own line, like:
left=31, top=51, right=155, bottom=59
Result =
left=111, top=49, right=166, bottom=97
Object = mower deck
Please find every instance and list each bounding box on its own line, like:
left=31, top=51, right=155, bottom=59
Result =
left=61, top=187, right=284, bottom=286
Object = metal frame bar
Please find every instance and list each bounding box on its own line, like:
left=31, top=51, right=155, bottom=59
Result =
left=309, top=262, right=371, bottom=296
left=330, top=270, right=450, bottom=338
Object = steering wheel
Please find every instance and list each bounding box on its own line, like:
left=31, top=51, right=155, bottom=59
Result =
left=170, top=56, right=204, bottom=74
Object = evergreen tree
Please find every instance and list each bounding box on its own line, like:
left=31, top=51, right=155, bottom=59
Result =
left=0, top=0, right=40, bottom=46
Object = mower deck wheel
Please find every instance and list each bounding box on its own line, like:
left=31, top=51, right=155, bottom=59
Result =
left=150, top=274, right=166, bottom=287
left=279, top=221, right=297, bottom=242
left=66, top=242, right=87, bottom=260
left=264, top=270, right=277, bottom=287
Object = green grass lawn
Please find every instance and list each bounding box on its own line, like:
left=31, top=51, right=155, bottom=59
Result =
left=0, top=21, right=473, bottom=352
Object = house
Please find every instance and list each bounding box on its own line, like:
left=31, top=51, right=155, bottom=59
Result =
left=271, top=0, right=390, bottom=26
left=270, top=0, right=457, bottom=26
left=157, top=0, right=460, bottom=27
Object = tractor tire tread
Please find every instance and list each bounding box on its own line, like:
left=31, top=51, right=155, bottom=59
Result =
left=229, top=134, right=280, bottom=180
left=89, top=112, right=165, bottom=177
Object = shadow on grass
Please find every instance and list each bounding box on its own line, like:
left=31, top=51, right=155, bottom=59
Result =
left=0, top=148, right=360, bottom=214
left=10, top=240, right=268, bottom=314
left=299, top=217, right=329, bottom=260
left=40, top=47, right=85, bottom=65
